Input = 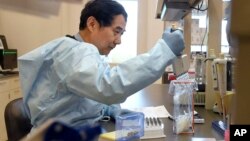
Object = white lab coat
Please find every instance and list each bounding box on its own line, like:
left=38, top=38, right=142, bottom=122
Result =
left=18, top=35, right=176, bottom=128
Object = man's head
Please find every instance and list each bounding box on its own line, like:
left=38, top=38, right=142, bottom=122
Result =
left=79, top=0, right=127, bottom=55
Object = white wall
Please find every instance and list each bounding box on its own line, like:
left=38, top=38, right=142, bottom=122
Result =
left=0, top=0, right=87, bottom=56
left=137, top=0, right=164, bottom=54
left=146, top=0, right=164, bottom=51
left=0, top=0, right=164, bottom=56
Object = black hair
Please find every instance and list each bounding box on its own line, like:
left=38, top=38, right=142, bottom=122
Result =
left=79, top=0, right=128, bottom=30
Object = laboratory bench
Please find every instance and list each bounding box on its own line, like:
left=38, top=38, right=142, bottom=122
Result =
left=101, top=84, right=224, bottom=141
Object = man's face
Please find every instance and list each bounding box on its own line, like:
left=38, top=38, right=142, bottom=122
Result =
left=92, top=15, right=126, bottom=55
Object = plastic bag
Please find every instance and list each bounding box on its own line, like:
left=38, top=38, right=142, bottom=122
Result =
left=169, top=80, right=197, bottom=134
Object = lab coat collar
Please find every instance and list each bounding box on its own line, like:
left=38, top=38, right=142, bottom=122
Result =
left=74, top=33, right=84, bottom=42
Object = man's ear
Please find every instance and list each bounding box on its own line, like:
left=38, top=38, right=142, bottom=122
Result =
left=86, top=16, right=99, bottom=32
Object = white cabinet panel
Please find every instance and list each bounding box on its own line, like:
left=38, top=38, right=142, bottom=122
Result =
left=0, top=75, right=22, bottom=141
left=0, top=79, right=10, bottom=93
left=0, top=91, right=9, bottom=140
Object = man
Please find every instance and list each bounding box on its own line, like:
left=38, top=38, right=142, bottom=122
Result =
left=18, top=0, right=184, bottom=129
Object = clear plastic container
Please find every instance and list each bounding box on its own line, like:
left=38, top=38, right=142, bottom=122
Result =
left=115, top=112, right=144, bottom=141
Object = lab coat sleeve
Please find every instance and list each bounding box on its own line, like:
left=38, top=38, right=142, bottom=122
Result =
left=65, top=39, right=176, bottom=105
